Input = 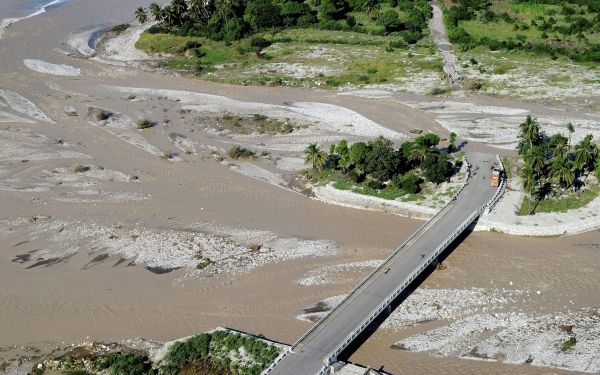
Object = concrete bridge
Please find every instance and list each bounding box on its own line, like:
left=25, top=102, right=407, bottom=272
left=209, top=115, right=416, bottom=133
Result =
left=263, top=153, right=506, bottom=375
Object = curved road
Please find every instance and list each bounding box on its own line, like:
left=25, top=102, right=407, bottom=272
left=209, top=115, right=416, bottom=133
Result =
left=270, top=153, right=500, bottom=375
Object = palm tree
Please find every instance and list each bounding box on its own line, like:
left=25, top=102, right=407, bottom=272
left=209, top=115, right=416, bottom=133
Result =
left=135, top=7, right=148, bottom=24
left=549, top=134, right=568, bottom=158
left=215, top=0, right=237, bottom=22
left=188, top=0, right=203, bottom=23
left=551, top=154, right=575, bottom=189
left=449, top=132, right=457, bottom=152
left=574, top=135, right=598, bottom=174
left=162, top=6, right=177, bottom=27
left=304, top=144, right=327, bottom=171
left=525, top=146, right=546, bottom=178
left=149, top=3, right=162, bottom=23
left=171, top=0, right=188, bottom=23
left=567, top=122, right=575, bottom=152
left=521, top=163, right=537, bottom=215
left=518, top=115, right=540, bottom=153
left=409, top=144, right=428, bottom=164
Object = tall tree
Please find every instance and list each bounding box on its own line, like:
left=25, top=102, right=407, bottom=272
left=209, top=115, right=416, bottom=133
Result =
left=149, top=3, right=163, bottom=22
left=520, top=163, right=537, bottom=215
left=364, top=136, right=401, bottom=183
left=304, top=144, right=327, bottom=171
left=567, top=122, right=575, bottom=152
left=518, top=115, right=541, bottom=155
left=550, top=153, right=575, bottom=189
left=574, top=135, right=598, bottom=174
left=135, top=7, right=148, bottom=24
left=409, top=143, right=428, bottom=164
left=525, top=146, right=547, bottom=178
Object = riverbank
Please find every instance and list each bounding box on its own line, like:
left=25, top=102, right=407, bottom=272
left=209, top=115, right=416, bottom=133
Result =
left=0, top=1, right=598, bottom=374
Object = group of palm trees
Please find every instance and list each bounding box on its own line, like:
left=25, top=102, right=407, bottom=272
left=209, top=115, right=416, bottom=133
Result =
left=135, top=0, right=217, bottom=28
left=518, top=115, right=599, bottom=214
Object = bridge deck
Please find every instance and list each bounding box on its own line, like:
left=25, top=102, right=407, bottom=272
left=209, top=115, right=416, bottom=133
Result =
left=269, top=153, right=500, bottom=375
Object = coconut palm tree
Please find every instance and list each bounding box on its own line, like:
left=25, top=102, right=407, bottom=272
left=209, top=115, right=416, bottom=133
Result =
left=135, top=7, right=148, bottom=24
left=574, top=135, right=598, bottom=174
left=520, top=163, right=537, bottom=215
left=551, top=153, right=575, bottom=189
left=149, top=3, right=163, bottom=23
left=409, top=144, right=428, bottom=165
left=162, top=6, right=177, bottom=27
left=518, top=115, right=540, bottom=153
left=567, top=122, right=575, bottom=152
left=188, top=0, right=204, bottom=24
left=548, top=134, right=568, bottom=158
left=525, top=146, right=546, bottom=178
left=304, top=144, right=327, bottom=171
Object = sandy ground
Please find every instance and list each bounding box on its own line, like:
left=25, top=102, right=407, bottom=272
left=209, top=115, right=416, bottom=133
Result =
left=0, top=1, right=598, bottom=374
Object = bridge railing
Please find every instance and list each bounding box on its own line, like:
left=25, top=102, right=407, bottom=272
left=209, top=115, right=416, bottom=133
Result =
left=290, top=158, right=471, bottom=353
left=484, top=155, right=507, bottom=215
left=320, top=203, right=487, bottom=368
left=259, top=348, right=290, bottom=375
left=319, top=155, right=504, bottom=368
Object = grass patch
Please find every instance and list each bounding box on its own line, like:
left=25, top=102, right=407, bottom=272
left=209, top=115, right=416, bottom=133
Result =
left=562, top=337, right=577, bottom=351
left=517, top=184, right=600, bottom=215
left=312, top=171, right=425, bottom=201
left=198, top=114, right=307, bottom=135
left=135, top=27, right=443, bottom=90
left=546, top=74, right=572, bottom=84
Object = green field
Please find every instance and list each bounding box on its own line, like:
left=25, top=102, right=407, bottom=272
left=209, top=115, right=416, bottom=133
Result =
left=136, top=29, right=444, bottom=89
left=444, top=0, right=600, bottom=62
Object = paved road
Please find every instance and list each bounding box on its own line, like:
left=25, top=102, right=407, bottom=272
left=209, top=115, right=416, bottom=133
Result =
left=269, top=153, right=500, bottom=375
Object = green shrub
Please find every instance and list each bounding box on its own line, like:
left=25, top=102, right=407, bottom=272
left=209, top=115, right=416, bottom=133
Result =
left=136, top=118, right=153, bottom=129
left=110, top=354, right=153, bottom=375
left=95, top=109, right=112, bottom=121
left=228, top=145, right=256, bottom=159
left=562, top=337, right=577, bottom=351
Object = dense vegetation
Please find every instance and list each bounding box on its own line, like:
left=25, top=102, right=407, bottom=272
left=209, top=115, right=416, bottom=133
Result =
left=304, top=133, right=460, bottom=198
left=32, top=352, right=156, bottom=375
left=136, top=0, right=432, bottom=43
left=517, top=115, right=600, bottom=214
left=161, top=331, right=280, bottom=375
left=443, top=0, right=600, bottom=62
left=33, top=331, right=280, bottom=375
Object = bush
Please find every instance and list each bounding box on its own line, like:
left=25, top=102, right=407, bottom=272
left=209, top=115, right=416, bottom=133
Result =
left=389, top=39, right=406, bottom=49
left=393, top=172, right=422, bottom=194
left=95, top=109, right=112, bottom=121
left=430, top=86, right=449, bottom=96
left=109, top=354, right=153, bottom=375
left=562, top=337, right=577, bottom=351
left=228, top=145, right=255, bottom=159
left=73, top=164, right=90, bottom=173
left=465, top=79, right=484, bottom=91
left=136, top=118, right=153, bottom=129
left=400, top=30, right=423, bottom=44
left=249, top=36, right=272, bottom=51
